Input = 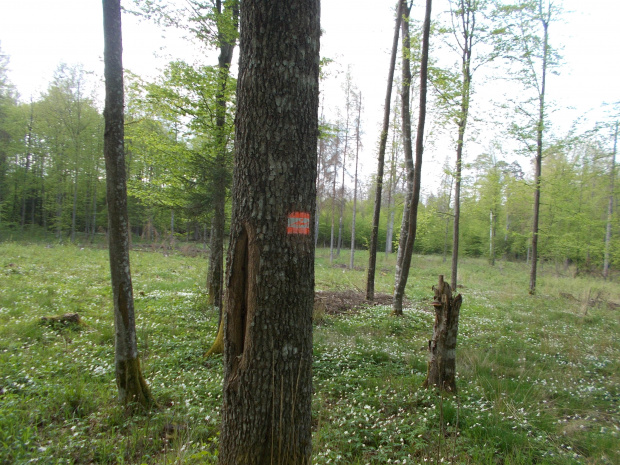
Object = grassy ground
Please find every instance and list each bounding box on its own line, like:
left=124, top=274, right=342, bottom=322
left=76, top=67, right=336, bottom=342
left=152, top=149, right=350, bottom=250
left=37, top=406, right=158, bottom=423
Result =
left=0, top=241, right=618, bottom=464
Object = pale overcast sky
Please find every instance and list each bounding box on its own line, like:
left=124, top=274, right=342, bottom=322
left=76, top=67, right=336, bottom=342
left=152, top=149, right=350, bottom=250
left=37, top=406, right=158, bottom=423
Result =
left=1, top=0, right=618, bottom=188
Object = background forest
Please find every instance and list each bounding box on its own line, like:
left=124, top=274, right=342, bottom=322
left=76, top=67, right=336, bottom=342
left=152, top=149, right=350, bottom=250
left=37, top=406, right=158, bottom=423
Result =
left=0, top=0, right=618, bottom=279
left=0, top=0, right=619, bottom=463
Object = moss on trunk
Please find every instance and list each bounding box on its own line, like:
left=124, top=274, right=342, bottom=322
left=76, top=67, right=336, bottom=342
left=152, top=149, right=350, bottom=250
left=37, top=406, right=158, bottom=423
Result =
left=116, top=356, right=155, bottom=408
left=205, top=317, right=224, bottom=358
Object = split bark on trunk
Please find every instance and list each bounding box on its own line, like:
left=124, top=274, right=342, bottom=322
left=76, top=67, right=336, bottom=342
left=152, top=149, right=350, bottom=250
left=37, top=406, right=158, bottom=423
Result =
left=218, top=0, right=320, bottom=462
left=423, top=275, right=462, bottom=392
left=102, top=0, right=153, bottom=408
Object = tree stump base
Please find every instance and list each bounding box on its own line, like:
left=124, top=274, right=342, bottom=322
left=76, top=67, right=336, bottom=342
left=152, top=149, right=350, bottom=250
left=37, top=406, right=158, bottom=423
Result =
left=40, top=312, right=83, bottom=328
left=423, top=275, right=462, bottom=392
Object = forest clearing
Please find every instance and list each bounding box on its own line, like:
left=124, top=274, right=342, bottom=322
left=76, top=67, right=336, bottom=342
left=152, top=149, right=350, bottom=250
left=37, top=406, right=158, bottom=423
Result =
left=0, top=241, right=618, bottom=464
left=1, top=0, right=619, bottom=462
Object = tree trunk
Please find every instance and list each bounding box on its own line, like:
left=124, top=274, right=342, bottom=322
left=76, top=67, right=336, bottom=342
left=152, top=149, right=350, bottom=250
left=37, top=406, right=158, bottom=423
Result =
left=442, top=175, right=453, bottom=263
left=219, top=0, right=320, bottom=462
left=529, top=11, right=549, bottom=295
left=394, top=1, right=413, bottom=287
left=20, top=102, right=34, bottom=231
left=207, top=0, right=238, bottom=311
left=102, top=0, right=153, bottom=408
left=385, top=104, right=399, bottom=259
left=450, top=0, right=475, bottom=291
left=349, top=92, right=362, bottom=270
left=423, top=275, right=462, bottom=392
left=392, top=0, right=432, bottom=315
left=208, top=196, right=225, bottom=302
left=337, top=90, right=350, bottom=258
left=71, top=165, right=78, bottom=242
left=315, top=138, right=322, bottom=248
left=489, top=210, right=495, bottom=265
left=386, top=210, right=395, bottom=256
left=329, top=144, right=337, bottom=265
left=71, top=81, right=83, bottom=244
left=603, top=121, right=618, bottom=280
left=395, top=175, right=412, bottom=282
left=366, top=0, right=403, bottom=301
left=91, top=154, right=99, bottom=242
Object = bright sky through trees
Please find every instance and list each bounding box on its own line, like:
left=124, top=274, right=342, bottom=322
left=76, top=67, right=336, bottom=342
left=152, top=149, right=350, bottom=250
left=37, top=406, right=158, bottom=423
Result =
left=1, top=0, right=618, bottom=183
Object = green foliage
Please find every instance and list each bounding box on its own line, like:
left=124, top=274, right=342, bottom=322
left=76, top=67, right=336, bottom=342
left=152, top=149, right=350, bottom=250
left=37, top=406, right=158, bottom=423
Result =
left=0, top=243, right=618, bottom=463
left=0, top=64, right=105, bottom=239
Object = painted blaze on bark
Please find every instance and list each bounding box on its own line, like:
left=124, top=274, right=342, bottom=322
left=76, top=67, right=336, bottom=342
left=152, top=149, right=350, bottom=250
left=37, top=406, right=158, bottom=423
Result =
left=219, top=1, right=320, bottom=464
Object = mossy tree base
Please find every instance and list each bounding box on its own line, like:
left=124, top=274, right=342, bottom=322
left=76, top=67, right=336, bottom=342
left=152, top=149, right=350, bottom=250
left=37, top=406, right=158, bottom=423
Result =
left=116, top=356, right=155, bottom=409
left=204, top=318, right=224, bottom=358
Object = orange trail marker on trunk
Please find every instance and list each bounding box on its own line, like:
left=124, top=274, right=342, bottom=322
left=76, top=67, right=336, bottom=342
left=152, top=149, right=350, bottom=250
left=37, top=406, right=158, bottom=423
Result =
left=287, top=212, right=310, bottom=235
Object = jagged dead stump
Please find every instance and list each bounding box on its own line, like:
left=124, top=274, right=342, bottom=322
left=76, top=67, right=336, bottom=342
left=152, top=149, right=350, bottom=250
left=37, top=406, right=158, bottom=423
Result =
left=423, top=275, right=462, bottom=392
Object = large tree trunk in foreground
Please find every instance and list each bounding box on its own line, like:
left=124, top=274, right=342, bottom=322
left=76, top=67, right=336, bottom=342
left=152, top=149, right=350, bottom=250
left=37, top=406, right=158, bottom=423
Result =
left=102, top=0, right=153, bottom=407
left=218, top=0, right=320, bottom=463
left=366, top=0, right=403, bottom=301
left=423, top=275, right=462, bottom=392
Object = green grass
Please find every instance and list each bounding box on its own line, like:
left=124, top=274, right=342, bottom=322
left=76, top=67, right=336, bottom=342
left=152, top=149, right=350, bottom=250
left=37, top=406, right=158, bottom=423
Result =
left=1, top=242, right=619, bottom=464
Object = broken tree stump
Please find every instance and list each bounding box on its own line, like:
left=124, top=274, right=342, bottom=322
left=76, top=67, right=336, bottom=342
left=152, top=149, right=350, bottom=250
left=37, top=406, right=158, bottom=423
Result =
left=40, top=312, right=82, bottom=327
left=423, top=275, right=462, bottom=392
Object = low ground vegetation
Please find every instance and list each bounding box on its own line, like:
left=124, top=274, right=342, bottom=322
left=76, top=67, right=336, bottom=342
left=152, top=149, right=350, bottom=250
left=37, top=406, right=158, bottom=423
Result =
left=0, top=240, right=618, bottom=464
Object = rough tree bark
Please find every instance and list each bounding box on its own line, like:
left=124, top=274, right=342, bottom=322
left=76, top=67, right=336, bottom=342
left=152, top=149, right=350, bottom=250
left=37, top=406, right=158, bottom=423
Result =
left=366, top=0, right=403, bottom=301
left=423, top=275, right=462, bottom=392
left=102, top=0, right=153, bottom=407
left=218, top=0, right=320, bottom=463
left=392, top=0, right=432, bottom=315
